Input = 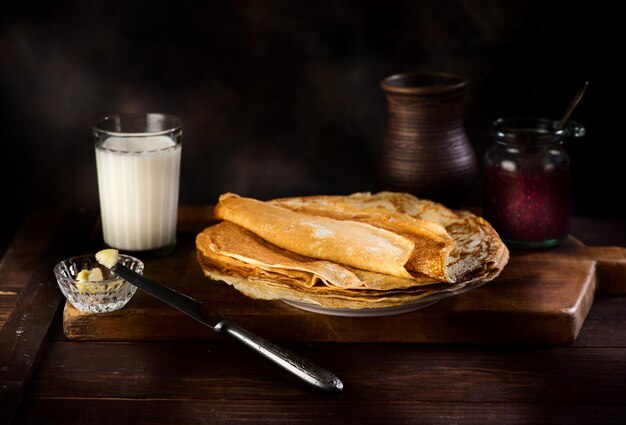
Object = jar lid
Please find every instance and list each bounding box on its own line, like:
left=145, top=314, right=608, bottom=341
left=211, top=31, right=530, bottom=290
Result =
left=491, top=117, right=585, bottom=145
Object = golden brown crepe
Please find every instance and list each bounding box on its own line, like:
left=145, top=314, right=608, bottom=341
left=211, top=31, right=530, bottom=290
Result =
left=196, top=192, right=509, bottom=309
left=214, top=193, right=457, bottom=282
left=269, top=192, right=501, bottom=284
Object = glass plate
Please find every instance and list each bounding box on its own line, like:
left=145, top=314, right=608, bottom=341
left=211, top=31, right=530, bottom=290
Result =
left=280, top=279, right=486, bottom=317
left=282, top=298, right=439, bottom=317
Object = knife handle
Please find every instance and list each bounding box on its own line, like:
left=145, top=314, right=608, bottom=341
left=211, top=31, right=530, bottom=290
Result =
left=214, top=319, right=343, bottom=392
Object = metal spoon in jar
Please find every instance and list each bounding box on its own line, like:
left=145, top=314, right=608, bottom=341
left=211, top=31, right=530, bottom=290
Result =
left=559, top=81, right=588, bottom=129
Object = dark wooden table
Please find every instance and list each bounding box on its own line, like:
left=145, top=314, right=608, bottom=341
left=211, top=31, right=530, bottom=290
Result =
left=1, top=208, right=626, bottom=424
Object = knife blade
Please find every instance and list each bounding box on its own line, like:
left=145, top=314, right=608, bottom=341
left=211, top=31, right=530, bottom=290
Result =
left=111, top=263, right=343, bottom=392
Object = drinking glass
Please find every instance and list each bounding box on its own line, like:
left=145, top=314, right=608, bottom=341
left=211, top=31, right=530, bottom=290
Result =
left=94, top=113, right=182, bottom=254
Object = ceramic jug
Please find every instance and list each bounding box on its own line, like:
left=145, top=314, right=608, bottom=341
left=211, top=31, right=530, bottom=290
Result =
left=377, top=72, right=477, bottom=204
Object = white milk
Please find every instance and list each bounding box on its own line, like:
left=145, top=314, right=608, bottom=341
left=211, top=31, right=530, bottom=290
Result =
left=95, top=136, right=181, bottom=251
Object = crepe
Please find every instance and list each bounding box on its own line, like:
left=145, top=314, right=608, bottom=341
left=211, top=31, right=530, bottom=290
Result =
left=269, top=192, right=502, bottom=284
left=196, top=192, right=509, bottom=309
left=214, top=193, right=457, bottom=282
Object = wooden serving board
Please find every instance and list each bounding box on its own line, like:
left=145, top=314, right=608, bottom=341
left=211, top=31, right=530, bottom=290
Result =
left=63, top=208, right=626, bottom=344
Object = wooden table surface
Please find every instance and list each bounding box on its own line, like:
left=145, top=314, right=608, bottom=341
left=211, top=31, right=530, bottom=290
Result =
left=1, top=208, right=626, bottom=424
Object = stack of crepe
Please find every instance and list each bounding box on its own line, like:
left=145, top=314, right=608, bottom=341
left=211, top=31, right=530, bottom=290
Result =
left=196, top=192, right=509, bottom=309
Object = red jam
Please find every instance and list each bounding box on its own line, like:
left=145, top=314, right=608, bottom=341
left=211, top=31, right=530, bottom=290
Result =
left=484, top=164, right=570, bottom=245
left=482, top=117, right=583, bottom=249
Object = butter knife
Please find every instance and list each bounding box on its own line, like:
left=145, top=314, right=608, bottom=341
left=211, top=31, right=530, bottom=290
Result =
left=110, top=263, right=344, bottom=392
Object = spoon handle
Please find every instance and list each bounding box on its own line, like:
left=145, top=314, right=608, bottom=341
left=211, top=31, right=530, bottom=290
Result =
left=559, top=81, right=588, bottom=128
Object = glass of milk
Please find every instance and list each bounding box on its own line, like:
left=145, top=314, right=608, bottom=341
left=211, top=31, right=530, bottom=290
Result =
left=94, top=113, right=182, bottom=255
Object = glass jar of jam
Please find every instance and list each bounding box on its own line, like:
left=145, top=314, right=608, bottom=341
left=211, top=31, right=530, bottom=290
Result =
left=483, top=117, right=585, bottom=249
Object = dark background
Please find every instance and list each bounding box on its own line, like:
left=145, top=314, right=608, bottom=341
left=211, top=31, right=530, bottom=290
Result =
left=1, top=0, right=623, bottom=252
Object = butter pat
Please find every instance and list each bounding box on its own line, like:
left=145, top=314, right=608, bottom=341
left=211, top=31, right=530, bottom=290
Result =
left=96, top=249, right=119, bottom=269
left=76, top=269, right=91, bottom=282
left=77, top=267, right=104, bottom=282
left=88, top=267, right=104, bottom=281
left=75, top=264, right=122, bottom=294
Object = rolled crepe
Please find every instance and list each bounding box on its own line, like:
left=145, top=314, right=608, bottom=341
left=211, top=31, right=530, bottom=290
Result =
left=197, top=221, right=440, bottom=290
left=197, top=192, right=510, bottom=309
left=213, top=193, right=456, bottom=282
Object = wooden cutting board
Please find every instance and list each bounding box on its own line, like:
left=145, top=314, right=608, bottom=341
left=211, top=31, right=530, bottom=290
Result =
left=63, top=208, right=626, bottom=344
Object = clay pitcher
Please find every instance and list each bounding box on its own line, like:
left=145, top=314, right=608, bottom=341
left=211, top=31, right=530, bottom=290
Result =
left=377, top=72, right=477, bottom=204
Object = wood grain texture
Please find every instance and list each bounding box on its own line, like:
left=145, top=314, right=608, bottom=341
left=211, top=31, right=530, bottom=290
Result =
left=63, top=235, right=599, bottom=344
left=13, top=399, right=626, bottom=425
left=586, top=247, right=626, bottom=293
left=0, top=211, right=96, bottom=425
left=0, top=211, right=63, bottom=329
left=573, top=294, right=626, bottom=348
left=0, top=293, right=17, bottom=326
left=25, top=342, right=626, bottom=402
